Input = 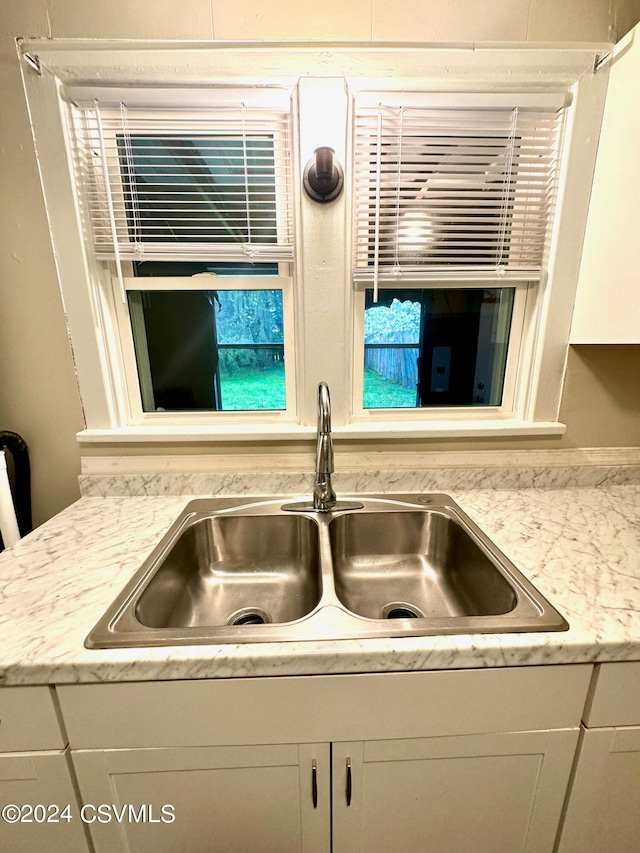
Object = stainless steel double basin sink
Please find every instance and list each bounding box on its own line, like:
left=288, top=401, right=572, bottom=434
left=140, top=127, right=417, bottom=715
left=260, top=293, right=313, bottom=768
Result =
left=86, top=494, right=568, bottom=649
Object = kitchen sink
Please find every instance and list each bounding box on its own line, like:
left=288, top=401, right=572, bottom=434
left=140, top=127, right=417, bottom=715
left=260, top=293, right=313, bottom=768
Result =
left=85, top=494, right=568, bottom=649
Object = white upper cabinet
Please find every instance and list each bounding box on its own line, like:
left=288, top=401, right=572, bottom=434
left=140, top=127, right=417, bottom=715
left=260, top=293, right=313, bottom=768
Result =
left=571, top=22, right=640, bottom=344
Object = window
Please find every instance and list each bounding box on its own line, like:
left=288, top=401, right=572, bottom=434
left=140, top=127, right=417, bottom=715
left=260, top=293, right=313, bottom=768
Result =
left=352, top=93, right=565, bottom=419
left=22, top=43, right=606, bottom=439
left=68, top=89, right=295, bottom=421
left=362, top=287, right=515, bottom=409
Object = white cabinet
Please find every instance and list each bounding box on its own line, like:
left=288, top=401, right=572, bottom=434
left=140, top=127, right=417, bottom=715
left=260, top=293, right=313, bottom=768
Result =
left=72, top=743, right=330, bottom=853
left=0, top=686, right=67, bottom=752
left=57, top=665, right=592, bottom=853
left=0, top=687, right=89, bottom=853
left=559, top=727, right=640, bottom=852
left=0, top=751, right=89, bottom=853
left=559, top=661, right=640, bottom=853
left=570, top=22, right=640, bottom=344
left=69, top=730, right=581, bottom=853
left=332, top=732, right=578, bottom=853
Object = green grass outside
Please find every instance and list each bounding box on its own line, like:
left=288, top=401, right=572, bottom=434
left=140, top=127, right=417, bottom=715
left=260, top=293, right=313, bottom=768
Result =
left=219, top=363, right=286, bottom=410
left=218, top=364, right=415, bottom=411
left=363, top=368, right=417, bottom=409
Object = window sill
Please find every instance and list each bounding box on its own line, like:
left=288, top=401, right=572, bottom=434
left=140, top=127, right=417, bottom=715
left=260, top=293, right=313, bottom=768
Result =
left=77, top=419, right=566, bottom=445
left=334, top=419, right=566, bottom=439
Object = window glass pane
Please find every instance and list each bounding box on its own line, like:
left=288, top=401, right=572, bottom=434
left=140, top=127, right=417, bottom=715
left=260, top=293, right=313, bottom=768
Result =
left=364, top=288, right=514, bottom=409
left=129, top=289, right=285, bottom=412
left=364, top=296, right=421, bottom=408
left=118, top=135, right=277, bottom=245
left=215, top=290, right=285, bottom=411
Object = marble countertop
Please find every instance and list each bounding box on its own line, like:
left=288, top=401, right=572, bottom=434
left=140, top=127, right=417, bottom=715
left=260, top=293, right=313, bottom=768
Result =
left=1, top=485, right=639, bottom=686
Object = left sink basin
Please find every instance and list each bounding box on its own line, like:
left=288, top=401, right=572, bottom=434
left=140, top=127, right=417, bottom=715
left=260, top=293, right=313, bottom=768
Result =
left=135, top=514, right=321, bottom=629
left=85, top=501, right=324, bottom=648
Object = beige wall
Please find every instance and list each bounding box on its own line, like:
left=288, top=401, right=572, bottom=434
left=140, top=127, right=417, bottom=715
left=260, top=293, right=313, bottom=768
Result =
left=1, top=0, right=639, bottom=525
left=0, top=1, right=84, bottom=528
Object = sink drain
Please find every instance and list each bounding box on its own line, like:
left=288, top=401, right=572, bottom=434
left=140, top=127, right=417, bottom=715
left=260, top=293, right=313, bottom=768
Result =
left=380, top=602, right=425, bottom=620
left=226, top=607, right=272, bottom=626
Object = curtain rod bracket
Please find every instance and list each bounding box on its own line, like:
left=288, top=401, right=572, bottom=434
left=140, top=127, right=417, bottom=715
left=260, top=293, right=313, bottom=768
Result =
left=593, top=52, right=611, bottom=73
left=23, top=53, right=41, bottom=75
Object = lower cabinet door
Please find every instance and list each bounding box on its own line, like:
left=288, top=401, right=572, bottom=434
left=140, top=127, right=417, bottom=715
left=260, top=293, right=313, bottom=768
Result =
left=332, top=730, right=579, bottom=853
left=0, top=749, right=89, bottom=853
left=558, top=725, right=640, bottom=852
left=71, top=742, right=330, bottom=853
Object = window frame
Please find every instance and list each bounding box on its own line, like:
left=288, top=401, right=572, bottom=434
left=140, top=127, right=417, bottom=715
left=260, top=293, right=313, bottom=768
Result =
left=19, top=41, right=611, bottom=441
left=114, top=268, right=297, bottom=425
left=351, top=278, right=530, bottom=422
left=348, top=89, right=566, bottom=424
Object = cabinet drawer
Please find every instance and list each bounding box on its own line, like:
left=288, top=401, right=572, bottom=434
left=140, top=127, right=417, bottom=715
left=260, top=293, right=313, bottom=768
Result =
left=584, top=662, right=640, bottom=727
left=0, top=687, right=66, bottom=752
left=57, top=666, right=592, bottom=749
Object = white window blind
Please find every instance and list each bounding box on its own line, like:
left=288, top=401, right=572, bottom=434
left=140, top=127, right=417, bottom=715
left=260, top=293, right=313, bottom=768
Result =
left=353, top=94, right=566, bottom=289
left=67, top=90, right=294, bottom=270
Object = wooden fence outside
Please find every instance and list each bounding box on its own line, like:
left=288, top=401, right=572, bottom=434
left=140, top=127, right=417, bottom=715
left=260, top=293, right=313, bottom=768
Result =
left=364, top=330, right=419, bottom=389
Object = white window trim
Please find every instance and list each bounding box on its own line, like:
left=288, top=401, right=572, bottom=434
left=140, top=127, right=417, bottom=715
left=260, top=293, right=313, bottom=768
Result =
left=19, top=41, right=611, bottom=443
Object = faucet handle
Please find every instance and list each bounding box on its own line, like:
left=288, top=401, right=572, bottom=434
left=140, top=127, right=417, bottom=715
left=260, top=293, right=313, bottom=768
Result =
left=316, top=434, right=334, bottom=475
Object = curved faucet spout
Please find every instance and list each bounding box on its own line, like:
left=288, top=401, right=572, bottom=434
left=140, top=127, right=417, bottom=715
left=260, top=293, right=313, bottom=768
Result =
left=281, top=382, right=363, bottom=514
left=314, top=383, right=336, bottom=510
left=317, top=381, right=332, bottom=436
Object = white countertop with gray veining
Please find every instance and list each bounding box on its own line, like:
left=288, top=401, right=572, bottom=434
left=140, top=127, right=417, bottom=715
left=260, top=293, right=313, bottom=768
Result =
left=1, top=484, right=639, bottom=685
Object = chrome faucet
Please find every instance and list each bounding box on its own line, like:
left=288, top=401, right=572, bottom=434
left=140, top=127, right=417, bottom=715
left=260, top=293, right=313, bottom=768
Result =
left=314, top=382, right=337, bottom=511
left=282, top=383, right=363, bottom=514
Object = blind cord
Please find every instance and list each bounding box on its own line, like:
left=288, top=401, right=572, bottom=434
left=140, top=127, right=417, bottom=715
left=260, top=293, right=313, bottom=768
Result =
left=120, top=101, right=143, bottom=257
left=373, top=104, right=383, bottom=304
left=496, top=106, right=518, bottom=273
left=240, top=102, right=253, bottom=250
left=393, top=107, right=404, bottom=277
left=94, top=101, right=127, bottom=303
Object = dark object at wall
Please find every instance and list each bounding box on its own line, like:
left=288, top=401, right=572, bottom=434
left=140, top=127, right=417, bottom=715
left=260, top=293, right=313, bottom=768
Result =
left=303, top=147, right=344, bottom=203
left=136, top=291, right=220, bottom=411
left=0, top=431, right=32, bottom=552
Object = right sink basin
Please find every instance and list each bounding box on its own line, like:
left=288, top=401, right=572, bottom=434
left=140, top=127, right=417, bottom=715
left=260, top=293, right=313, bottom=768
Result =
left=323, top=495, right=568, bottom=638
left=329, top=510, right=518, bottom=621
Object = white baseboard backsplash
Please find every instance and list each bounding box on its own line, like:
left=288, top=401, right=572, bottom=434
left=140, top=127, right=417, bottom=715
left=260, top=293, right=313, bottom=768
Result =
left=79, top=448, right=640, bottom=497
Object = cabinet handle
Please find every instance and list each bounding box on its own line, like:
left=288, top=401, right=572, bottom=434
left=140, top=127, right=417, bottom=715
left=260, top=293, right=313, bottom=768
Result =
left=346, top=758, right=352, bottom=806
left=312, top=760, right=318, bottom=808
